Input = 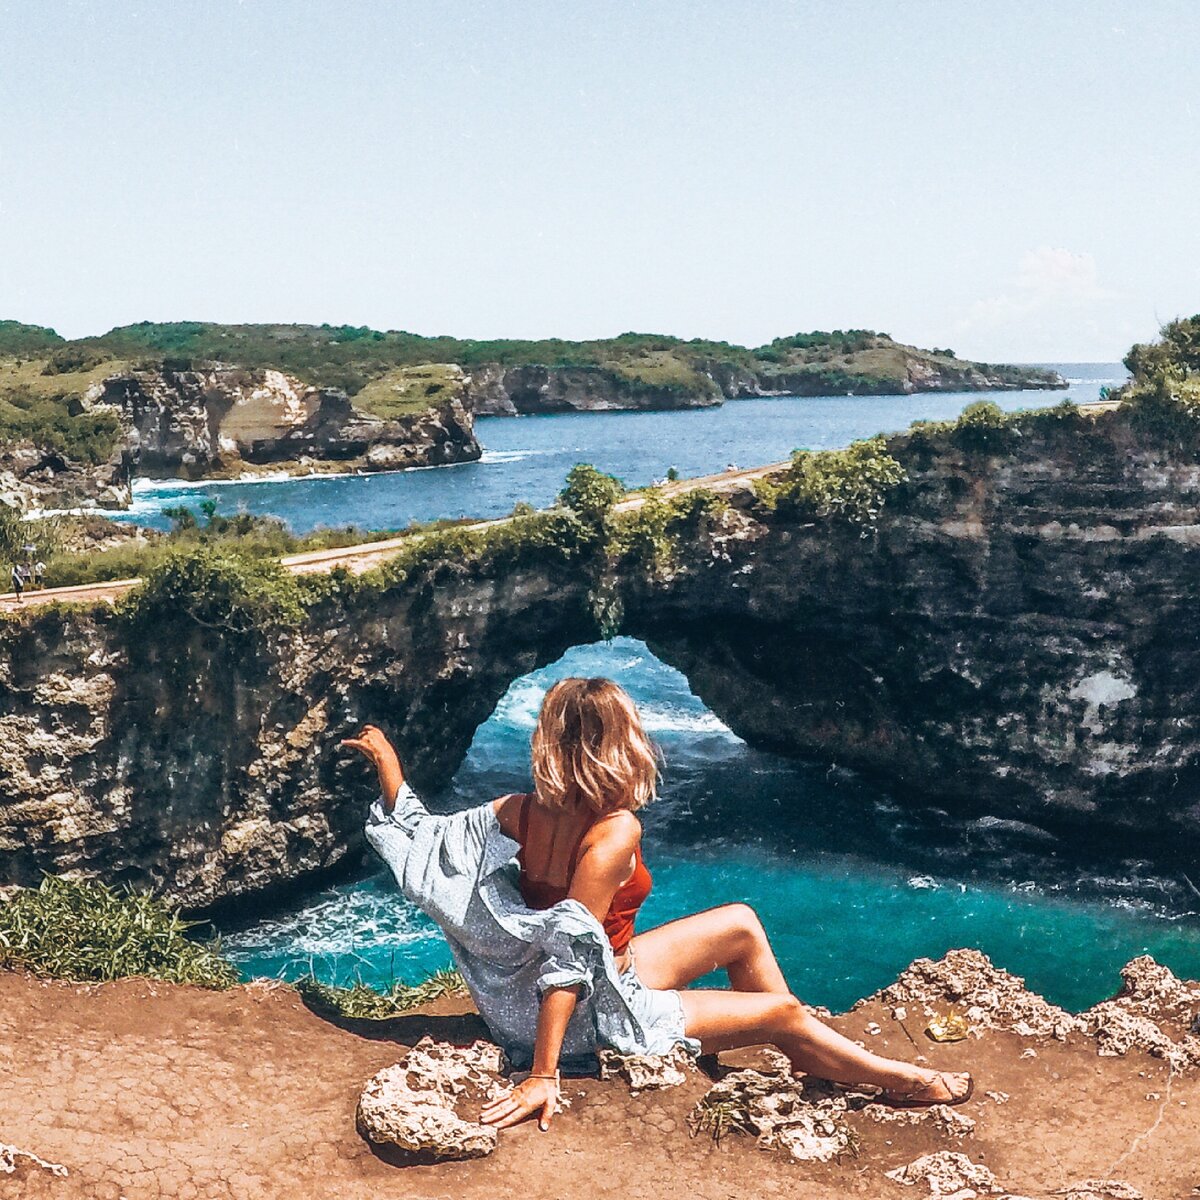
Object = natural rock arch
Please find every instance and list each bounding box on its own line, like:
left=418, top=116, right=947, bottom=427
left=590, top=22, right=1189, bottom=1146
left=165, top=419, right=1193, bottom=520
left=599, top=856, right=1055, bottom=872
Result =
left=5, top=409, right=1200, bottom=908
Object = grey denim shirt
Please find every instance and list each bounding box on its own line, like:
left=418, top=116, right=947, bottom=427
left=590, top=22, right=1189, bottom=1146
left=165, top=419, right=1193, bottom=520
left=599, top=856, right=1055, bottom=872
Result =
left=365, top=782, right=691, bottom=1066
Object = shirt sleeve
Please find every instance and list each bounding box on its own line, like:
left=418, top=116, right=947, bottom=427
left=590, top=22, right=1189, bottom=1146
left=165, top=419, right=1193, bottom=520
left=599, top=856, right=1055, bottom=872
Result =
left=533, top=905, right=607, bottom=1000
left=364, top=781, right=427, bottom=885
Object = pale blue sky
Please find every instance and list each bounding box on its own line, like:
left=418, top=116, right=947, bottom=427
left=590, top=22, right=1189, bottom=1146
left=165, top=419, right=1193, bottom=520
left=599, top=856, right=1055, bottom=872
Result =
left=1, top=1, right=1196, bottom=360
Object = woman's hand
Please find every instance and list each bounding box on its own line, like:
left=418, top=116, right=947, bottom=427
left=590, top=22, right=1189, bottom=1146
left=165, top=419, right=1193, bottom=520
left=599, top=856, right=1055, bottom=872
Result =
left=480, top=1074, right=559, bottom=1132
left=339, top=724, right=397, bottom=767
left=340, top=724, right=405, bottom=811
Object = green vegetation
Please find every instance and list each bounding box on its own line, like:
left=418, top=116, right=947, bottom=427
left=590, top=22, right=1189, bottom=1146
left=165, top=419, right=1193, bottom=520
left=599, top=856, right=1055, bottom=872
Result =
left=119, top=545, right=306, bottom=639
left=0, top=352, right=131, bottom=463
left=353, top=362, right=465, bottom=418
left=558, top=462, right=626, bottom=524
left=949, top=399, right=1019, bottom=453
left=41, top=505, right=405, bottom=588
left=609, top=486, right=727, bottom=573
left=357, top=506, right=594, bottom=600
left=0, top=320, right=63, bottom=357
left=0, top=505, right=60, bottom=563
left=903, top=397, right=1087, bottom=460
left=0, top=875, right=238, bottom=987
left=756, top=436, right=907, bottom=527
left=296, top=968, right=467, bottom=1018
left=0, top=320, right=1057, bottom=402
left=0, top=386, right=122, bottom=463
left=1120, top=315, right=1200, bottom=446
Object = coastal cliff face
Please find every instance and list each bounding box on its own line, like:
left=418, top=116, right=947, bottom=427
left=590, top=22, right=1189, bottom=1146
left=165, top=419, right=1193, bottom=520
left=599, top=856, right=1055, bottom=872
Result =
left=462, top=363, right=722, bottom=416
left=459, top=353, right=1065, bottom=416
left=0, top=444, right=130, bottom=512
left=3, top=408, right=1199, bottom=907
left=91, top=366, right=480, bottom=479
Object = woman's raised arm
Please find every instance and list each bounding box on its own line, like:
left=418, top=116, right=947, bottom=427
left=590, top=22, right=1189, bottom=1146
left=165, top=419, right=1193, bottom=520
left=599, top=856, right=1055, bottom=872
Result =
left=340, top=724, right=405, bottom=811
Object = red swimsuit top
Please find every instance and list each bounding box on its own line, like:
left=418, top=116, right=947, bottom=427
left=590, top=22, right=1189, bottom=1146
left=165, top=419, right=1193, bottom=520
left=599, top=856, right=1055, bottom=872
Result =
left=515, top=794, right=651, bottom=956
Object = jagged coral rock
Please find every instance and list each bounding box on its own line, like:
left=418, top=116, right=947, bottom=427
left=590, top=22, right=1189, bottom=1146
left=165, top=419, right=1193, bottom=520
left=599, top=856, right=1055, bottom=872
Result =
left=597, top=1046, right=694, bottom=1091
left=861, top=949, right=1079, bottom=1040
left=884, top=1150, right=1000, bottom=1195
left=1061, top=1182, right=1143, bottom=1200
left=860, top=1102, right=975, bottom=1138
left=0, top=1143, right=68, bottom=1178
left=1107, top=956, right=1200, bottom=1022
left=1081, top=957, right=1200, bottom=1070
left=356, top=1037, right=508, bottom=1161
left=689, top=1054, right=854, bottom=1163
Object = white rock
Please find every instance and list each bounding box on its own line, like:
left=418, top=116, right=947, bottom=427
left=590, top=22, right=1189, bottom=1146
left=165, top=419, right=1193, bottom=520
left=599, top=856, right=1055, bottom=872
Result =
left=356, top=1037, right=509, bottom=1161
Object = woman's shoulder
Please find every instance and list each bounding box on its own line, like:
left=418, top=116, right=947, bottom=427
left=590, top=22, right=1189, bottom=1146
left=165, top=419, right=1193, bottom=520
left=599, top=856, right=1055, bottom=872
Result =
left=491, top=791, right=532, bottom=838
left=582, top=808, right=642, bottom=856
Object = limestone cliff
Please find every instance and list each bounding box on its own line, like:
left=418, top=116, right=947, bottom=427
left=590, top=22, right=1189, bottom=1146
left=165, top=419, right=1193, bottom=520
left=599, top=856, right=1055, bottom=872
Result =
left=458, top=351, right=1065, bottom=416
left=0, top=443, right=130, bottom=512
left=91, top=365, right=481, bottom=480
left=3, top=406, right=1199, bottom=907
left=461, top=363, right=723, bottom=416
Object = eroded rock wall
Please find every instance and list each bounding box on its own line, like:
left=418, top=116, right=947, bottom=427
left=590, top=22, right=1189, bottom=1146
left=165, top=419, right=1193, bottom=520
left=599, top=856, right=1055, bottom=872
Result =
left=91, top=365, right=480, bottom=478
left=3, top=410, right=1200, bottom=906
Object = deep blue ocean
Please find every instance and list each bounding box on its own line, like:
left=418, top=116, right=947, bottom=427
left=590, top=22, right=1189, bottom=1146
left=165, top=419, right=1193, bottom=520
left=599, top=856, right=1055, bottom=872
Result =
left=202, top=365, right=1200, bottom=1013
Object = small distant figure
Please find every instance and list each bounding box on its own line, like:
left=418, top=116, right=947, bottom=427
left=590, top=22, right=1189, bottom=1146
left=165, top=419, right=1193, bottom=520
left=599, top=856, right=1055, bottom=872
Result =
left=725, top=461, right=738, bottom=473
left=32, top=560, right=46, bottom=588
left=10, top=563, right=27, bottom=602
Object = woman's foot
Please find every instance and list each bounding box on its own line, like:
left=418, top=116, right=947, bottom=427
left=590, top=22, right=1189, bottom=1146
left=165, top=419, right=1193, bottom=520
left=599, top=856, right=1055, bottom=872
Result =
left=880, top=1069, right=974, bottom=1109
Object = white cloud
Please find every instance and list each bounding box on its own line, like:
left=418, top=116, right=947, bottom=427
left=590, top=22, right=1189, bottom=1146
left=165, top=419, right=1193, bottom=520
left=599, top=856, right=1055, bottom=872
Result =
left=956, top=247, right=1119, bottom=349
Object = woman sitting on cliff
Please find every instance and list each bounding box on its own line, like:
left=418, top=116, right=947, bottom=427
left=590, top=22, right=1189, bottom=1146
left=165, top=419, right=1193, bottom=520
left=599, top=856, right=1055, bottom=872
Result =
left=342, top=677, right=972, bottom=1132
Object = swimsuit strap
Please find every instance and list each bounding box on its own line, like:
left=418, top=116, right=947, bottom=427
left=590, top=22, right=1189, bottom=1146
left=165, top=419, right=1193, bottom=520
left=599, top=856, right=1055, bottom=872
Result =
left=517, top=793, right=532, bottom=842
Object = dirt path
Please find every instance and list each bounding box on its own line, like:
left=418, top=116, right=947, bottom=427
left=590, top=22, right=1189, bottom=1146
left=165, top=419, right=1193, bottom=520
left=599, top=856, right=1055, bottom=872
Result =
left=2, top=970, right=1196, bottom=1199
left=0, top=461, right=788, bottom=615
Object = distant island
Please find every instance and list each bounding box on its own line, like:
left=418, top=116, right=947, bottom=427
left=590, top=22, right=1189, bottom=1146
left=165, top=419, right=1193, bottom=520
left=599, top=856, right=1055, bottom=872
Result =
left=0, top=320, right=1066, bottom=512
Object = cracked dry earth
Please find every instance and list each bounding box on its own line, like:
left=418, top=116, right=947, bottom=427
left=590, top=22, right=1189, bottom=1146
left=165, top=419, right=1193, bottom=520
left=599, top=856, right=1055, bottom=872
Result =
left=3, top=955, right=1200, bottom=1200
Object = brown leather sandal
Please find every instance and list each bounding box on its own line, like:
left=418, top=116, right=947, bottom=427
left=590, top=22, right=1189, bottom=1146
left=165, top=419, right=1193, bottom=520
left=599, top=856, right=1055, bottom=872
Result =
left=881, top=1071, right=975, bottom=1109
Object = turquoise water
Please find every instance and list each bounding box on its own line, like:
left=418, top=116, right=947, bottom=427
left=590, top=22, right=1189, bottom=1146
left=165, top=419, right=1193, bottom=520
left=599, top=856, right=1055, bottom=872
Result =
left=208, top=363, right=1200, bottom=1011
left=120, top=364, right=1119, bottom=534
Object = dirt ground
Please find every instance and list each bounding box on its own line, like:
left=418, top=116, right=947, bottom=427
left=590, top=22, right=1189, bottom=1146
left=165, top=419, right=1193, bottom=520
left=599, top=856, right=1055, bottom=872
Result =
left=2, top=970, right=1198, bottom=1200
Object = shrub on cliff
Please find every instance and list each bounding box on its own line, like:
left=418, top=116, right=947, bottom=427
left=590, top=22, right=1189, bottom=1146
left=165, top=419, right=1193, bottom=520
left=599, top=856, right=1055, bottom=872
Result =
left=608, top=487, right=727, bottom=573
left=951, top=400, right=1019, bottom=453
left=0, top=875, right=237, bottom=987
left=1120, top=316, right=1200, bottom=447
left=0, top=386, right=123, bottom=463
left=559, top=463, right=626, bottom=525
left=760, top=436, right=907, bottom=527
left=358, top=508, right=593, bottom=599
left=120, top=544, right=305, bottom=638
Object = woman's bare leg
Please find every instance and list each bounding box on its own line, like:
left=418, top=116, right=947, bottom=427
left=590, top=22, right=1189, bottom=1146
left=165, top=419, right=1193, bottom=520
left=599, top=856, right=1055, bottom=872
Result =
left=630, top=904, right=789, bottom=993
left=679, top=989, right=968, bottom=1099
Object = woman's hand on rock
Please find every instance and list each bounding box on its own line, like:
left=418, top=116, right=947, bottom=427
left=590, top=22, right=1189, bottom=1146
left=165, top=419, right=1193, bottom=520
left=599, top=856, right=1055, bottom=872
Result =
left=340, top=724, right=398, bottom=768
left=480, top=1074, right=559, bottom=1132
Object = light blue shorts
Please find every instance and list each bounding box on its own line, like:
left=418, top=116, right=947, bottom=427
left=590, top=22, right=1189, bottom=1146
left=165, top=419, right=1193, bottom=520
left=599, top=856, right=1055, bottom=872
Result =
left=612, top=948, right=700, bottom=1058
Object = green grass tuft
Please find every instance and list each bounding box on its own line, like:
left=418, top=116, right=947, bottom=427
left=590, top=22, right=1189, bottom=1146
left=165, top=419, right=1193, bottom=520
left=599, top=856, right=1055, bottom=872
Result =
left=0, top=875, right=238, bottom=987
left=296, top=968, right=467, bottom=1018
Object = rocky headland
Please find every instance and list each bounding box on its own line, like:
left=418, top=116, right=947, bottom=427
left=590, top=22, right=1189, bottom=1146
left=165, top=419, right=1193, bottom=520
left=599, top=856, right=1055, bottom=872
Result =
left=3, top=949, right=1198, bottom=1198
left=0, top=321, right=1065, bottom=513
left=95, top=364, right=481, bottom=480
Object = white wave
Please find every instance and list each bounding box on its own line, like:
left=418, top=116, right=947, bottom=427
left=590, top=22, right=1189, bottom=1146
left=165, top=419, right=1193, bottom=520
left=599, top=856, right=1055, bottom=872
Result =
left=907, top=875, right=939, bottom=890
left=24, top=504, right=110, bottom=520
left=490, top=677, right=733, bottom=736
left=479, top=448, right=550, bottom=464
left=223, top=889, right=438, bottom=962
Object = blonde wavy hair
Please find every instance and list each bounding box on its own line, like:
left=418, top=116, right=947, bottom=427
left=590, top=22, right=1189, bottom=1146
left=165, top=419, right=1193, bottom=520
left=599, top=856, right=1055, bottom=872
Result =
left=530, top=677, right=660, bottom=814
